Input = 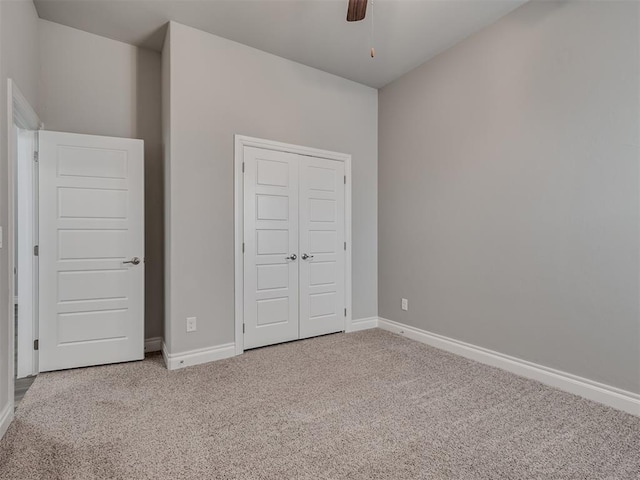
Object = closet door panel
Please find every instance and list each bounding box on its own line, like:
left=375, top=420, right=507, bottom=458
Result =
left=298, top=157, right=346, bottom=339
left=243, top=147, right=300, bottom=349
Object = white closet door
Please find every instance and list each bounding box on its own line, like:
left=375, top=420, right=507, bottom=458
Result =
left=299, top=157, right=346, bottom=339
left=243, top=147, right=300, bottom=349
left=38, top=131, right=144, bottom=372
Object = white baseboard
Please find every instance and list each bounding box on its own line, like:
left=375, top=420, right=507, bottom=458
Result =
left=0, top=402, right=13, bottom=440
left=162, top=342, right=236, bottom=371
left=378, top=317, right=640, bottom=417
left=347, top=316, right=379, bottom=333
left=144, top=337, right=163, bottom=353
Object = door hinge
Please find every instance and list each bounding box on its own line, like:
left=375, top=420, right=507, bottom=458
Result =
left=243, top=323, right=245, bottom=334
left=344, top=242, right=346, bottom=251
left=33, top=245, right=39, bottom=256
left=33, top=339, right=39, bottom=351
left=344, top=308, right=347, bottom=317
left=242, top=242, right=245, bottom=254
left=242, top=162, right=245, bottom=173
left=34, top=151, right=39, bottom=162
left=344, top=175, right=346, bottom=184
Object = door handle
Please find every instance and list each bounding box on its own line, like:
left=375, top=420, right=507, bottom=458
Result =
left=123, top=257, right=141, bottom=265
left=301, top=253, right=314, bottom=260
left=285, top=254, right=297, bottom=261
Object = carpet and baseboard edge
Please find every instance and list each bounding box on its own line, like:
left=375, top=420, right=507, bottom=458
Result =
left=377, top=317, right=640, bottom=417
left=346, top=316, right=379, bottom=332
left=145, top=319, right=639, bottom=416
left=155, top=317, right=380, bottom=371
left=161, top=342, right=236, bottom=371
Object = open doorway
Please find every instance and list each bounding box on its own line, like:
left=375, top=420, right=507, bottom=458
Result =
left=7, top=80, right=145, bottom=415
left=14, top=127, right=38, bottom=408
left=8, top=80, right=41, bottom=412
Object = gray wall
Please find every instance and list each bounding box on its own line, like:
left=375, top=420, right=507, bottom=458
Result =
left=163, top=22, right=378, bottom=354
left=0, top=0, right=40, bottom=419
left=379, top=0, right=640, bottom=393
left=38, top=20, right=164, bottom=339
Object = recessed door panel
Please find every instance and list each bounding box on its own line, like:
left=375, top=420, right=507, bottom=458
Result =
left=57, top=146, right=127, bottom=179
left=58, top=270, right=128, bottom=302
left=257, top=264, right=289, bottom=291
left=59, top=229, right=127, bottom=260
left=257, top=230, right=289, bottom=255
left=309, top=231, right=338, bottom=254
left=257, top=159, right=289, bottom=187
left=58, top=188, right=127, bottom=219
left=309, top=292, right=337, bottom=318
left=309, top=198, right=336, bottom=223
left=308, top=167, right=336, bottom=192
left=257, top=195, right=289, bottom=221
left=309, top=261, right=336, bottom=287
left=257, top=297, right=290, bottom=326
left=57, top=309, right=128, bottom=345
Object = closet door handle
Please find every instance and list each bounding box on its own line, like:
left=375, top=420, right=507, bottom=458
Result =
left=285, top=254, right=297, bottom=261
left=301, top=253, right=314, bottom=260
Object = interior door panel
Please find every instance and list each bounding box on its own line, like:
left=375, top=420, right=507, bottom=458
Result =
left=38, top=131, right=144, bottom=372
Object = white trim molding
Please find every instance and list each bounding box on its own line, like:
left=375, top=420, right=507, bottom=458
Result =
left=234, top=134, right=353, bottom=355
left=346, top=316, right=378, bottom=333
left=162, top=342, right=236, bottom=371
left=144, top=337, right=163, bottom=353
left=378, top=317, right=640, bottom=416
left=0, top=403, right=13, bottom=440
left=11, top=79, right=41, bottom=131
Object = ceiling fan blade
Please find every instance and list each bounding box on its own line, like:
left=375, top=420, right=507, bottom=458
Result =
left=346, top=0, right=368, bottom=22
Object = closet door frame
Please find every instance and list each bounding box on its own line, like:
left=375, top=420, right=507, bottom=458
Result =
left=234, top=135, right=352, bottom=355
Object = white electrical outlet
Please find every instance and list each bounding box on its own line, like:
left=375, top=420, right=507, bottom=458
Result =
left=401, top=298, right=408, bottom=311
left=186, top=317, right=197, bottom=332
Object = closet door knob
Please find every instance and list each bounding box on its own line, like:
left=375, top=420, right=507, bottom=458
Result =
left=285, top=254, right=297, bottom=261
left=301, top=253, right=314, bottom=260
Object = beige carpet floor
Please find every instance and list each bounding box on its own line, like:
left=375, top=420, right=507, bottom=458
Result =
left=1, top=329, right=639, bottom=479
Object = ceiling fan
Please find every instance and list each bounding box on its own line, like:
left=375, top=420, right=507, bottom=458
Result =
left=346, top=0, right=376, bottom=57
left=346, top=0, right=368, bottom=22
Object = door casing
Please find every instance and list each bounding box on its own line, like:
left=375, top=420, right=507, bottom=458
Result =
left=234, top=135, right=353, bottom=355
left=5, top=79, right=42, bottom=439
left=15, top=127, right=39, bottom=379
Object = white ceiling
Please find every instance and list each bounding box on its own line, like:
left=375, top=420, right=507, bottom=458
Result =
left=34, top=0, right=527, bottom=88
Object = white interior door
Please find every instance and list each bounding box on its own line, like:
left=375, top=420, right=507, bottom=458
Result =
left=243, top=147, right=300, bottom=349
left=38, top=131, right=144, bottom=372
left=299, top=157, right=346, bottom=339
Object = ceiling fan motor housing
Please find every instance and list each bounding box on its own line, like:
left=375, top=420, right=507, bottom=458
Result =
left=347, top=0, right=368, bottom=22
